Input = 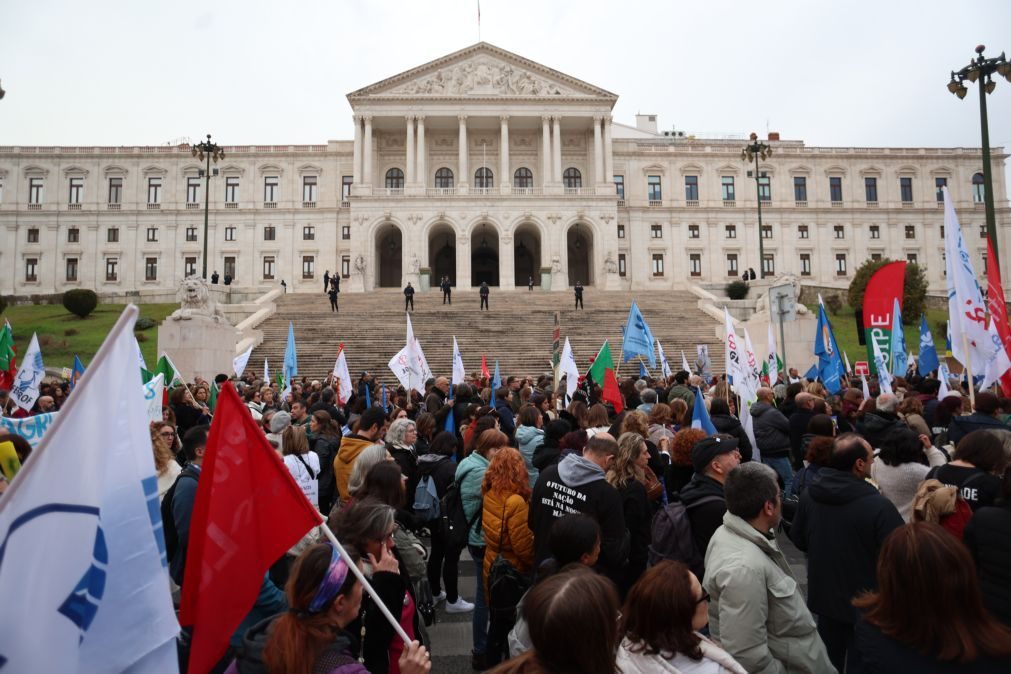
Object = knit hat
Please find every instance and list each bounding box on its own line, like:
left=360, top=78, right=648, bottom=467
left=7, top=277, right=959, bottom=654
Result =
left=691, top=435, right=739, bottom=474
left=270, top=410, right=292, bottom=434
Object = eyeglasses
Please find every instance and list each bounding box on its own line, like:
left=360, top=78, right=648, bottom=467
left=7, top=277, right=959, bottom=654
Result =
left=159, top=431, right=176, bottom=439
left=696, top=590, right=710, bottom=605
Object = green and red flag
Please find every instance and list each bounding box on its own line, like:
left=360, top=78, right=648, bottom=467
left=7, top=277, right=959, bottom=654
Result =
left=0, top=322, right=16, bottom=390
left=587, top=340, right=623, bottom=413
left=862, top=261, right=906, bottom=374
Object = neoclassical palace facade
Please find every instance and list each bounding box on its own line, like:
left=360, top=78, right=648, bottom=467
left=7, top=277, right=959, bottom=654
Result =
left=1, top=43, right=1008, bottom=296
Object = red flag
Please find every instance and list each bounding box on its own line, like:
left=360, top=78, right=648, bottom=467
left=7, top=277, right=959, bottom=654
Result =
left=602, top=368, right=624, bottom=414
left=481, top=354, right=490, bottom=381
left=862, top=261, right=906, bottom=374
left=985, top=238, right=1011, bottom=397
left=180, top=382, right=322, bottom=673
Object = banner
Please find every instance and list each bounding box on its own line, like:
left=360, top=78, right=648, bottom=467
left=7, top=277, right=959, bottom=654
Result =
left=11, top=333, right=44, bottom=411
left=862, top=261, right=905, bottom=374
left=0, top=412, right=58, bottom=449
left=143, top=374, right=165, bottom=423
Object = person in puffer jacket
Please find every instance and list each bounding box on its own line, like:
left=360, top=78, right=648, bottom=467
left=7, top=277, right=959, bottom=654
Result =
left=514, top=404, right=545, bottom=487
left=750, top=387, right=794, bottom=496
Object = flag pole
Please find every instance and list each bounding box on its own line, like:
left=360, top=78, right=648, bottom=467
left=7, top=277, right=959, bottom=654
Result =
left=962, top=334, right=976, bottom=410
left=319, top=522, right=413, bottom=645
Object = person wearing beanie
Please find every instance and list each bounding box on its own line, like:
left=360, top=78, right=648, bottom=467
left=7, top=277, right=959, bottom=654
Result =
left=266, top=410, right=292, bottom=453
left=678, top=434, right=742, bottom=579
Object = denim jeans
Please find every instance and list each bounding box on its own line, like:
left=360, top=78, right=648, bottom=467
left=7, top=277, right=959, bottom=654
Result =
left=762, top=455, right=794, bottom=498
left=468, top=544, right=488, bottom=655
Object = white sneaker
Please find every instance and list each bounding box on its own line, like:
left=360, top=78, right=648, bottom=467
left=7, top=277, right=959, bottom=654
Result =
left=445, top=597, right=475, bottom=614
left=432, top=590, right=446, bottom=604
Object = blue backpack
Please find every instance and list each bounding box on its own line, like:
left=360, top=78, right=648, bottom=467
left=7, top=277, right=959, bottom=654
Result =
left=413, top=475, right=441, bottom=522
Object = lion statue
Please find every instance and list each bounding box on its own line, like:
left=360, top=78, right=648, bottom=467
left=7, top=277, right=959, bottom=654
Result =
left=752, top=273, right=810, bottom=319
left=170, top=276, right=228, bottom=323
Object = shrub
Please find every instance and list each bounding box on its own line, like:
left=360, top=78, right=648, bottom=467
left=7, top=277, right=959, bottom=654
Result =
left=63, top=288, right=99, bottom=318
left=0, top=295, right=6, bottom=315
left=824, top=294, right=843, bottom=316
left=135, top=333, right=148, bottom=343
left=847, top=258, right=927, bottom=326
left=135, top=317, right=157, bottom=331
left=725, top=280, right=750, bottom=300
left=64, top=328, right=79, bottom=337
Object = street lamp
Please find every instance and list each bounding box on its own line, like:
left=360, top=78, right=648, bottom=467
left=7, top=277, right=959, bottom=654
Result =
left=191, top=134, right=224, bottom=279
left=742, top=133, right=772, bottom=278
left=947, top=45, right=1010, bottom=267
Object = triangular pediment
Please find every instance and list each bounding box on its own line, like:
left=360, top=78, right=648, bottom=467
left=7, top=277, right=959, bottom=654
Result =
left=348, top=42, right=617, bottom=102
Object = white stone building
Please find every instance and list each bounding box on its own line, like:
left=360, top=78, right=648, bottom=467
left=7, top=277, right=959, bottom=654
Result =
left=0, top=42, right=1007, bottom=297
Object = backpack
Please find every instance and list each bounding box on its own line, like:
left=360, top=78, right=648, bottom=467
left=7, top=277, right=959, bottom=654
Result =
left=413, top=475, right=441, bottom=522
left=160, top=466, right=199, bottom=565
left=440, top=479, right=481, bottom=549
left=647, top=494, right=724, bottom=571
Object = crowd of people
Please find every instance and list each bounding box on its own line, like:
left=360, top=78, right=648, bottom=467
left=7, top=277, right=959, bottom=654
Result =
left=3, top=362, right=1011, bottom=674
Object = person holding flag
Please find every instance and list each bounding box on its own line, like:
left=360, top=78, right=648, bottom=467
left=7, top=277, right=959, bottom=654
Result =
left=814, top=296, right=846, bottom=395
left=654, top=340, right=673, bottom=380
left=588, top=340, right=624, bottom=413
left=621, top=300, right=656, bottom=368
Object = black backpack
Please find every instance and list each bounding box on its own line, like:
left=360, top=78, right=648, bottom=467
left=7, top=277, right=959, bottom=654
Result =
left=647, top=494, right=723, bottom=571
left=160, top=466, right=199, bottom=565
left=440, top=479, right=481, bottom=549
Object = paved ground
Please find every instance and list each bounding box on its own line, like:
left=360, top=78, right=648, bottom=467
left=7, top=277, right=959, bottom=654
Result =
left=422, top=531, right=809, bottom=672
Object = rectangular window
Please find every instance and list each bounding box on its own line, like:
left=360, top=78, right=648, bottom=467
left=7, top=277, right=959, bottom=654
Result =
left=302, top=176, right=318, bottom=203
left=108, top=177, right=122, bottom=204
left=865, top=177, right=878, bottom=202
left=29, top=178, right=44, bottom=204
left=727, top=253, right=738, bottom=276
left=798, top=225, right=809, bottom=239
left=68, top=177, right=84, bottom=204
left=800, top=253, right=811, bottom=276
left=617, top=224, right=625, bottom=239
left=25, top=258, right=38, bottom=282
left=836, top=253, right=848, bottom=276
left=187, top=177, right=201, bottom=203
left=829, top=176, right=843, bottom=202
left=225, top=177, right=239, bottom=203
left=224, top=256, right=236, bottom=279
left=762, top=253, right=775, bottom=276
left=907, top=253, right=918, bottom=265
left=900, top=177, right=913, bottom=203
left=67, top=227, right=79, bottom=243
left=686, top=254, right=699, bottom=277
left=341, top=255, right=350, bottom=278
left=342, top=176, right=353, bottom=200
left=27, top=228, right=39, bottom=243
left=107, top=227, right=119, bottom=243
left=794, top=176, right=807, bottom=202
left=186, top=227, right=198, bottom=242
left=647, top=175, right=662, bottom=201
left=870, top=225, right=880, bottom=239
left=224, top=226, right=236, bottom=241
left=184, top=256, right=197, bottom=277
left=936, top=177, right=948, bottom=202
left=721, top=176, right=735, bottom=201
left=145, top=257, right=158, bottom=281
left=761, top=225, right=772, bottom=239
left=66, top=257, right=78, bottom=282
left=725, top=224, right=737, bottom=239
left=905, top=225, right=916, bottom=239
left=650, top=224, right=663, bottom=239
left=688, top=224, right=700, bottom=239
left=685, top=175, right=699, bottom=201
left=341, top=225, right=350, bottom=240
left=303, top=226, right=315, bottom=241
left=0, top=177, right=4, bottom=203
left=758, top=176, right=771, bottom=202
left=302, top=255, right=315, bottom=279
left=105, top=257, right=118, bottom=281
left=618, top=253, right=626, bottom=277
left=264, top=176, right=279, bottom=203
left=614, top=175, right=625, bottom=199
left=834, top=225, right=845, bottom=239
left=147, top=177, right=161, bottom=204
left=263, top=256, right=276, bottom=280
left=980, top=224, right=988, bottom=239
left=146, top=227, right=158, bottom=242
left=940, top=225, right=945, bottom=237
left=264, top=225, right=276, bottom=241
left=871, top=253, right=882, bottom=261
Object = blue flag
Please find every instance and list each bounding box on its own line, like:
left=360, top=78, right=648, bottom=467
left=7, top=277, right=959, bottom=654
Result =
left=639, top=360, right=648, bottom=380
left=621, top=301, right=657, bottom=367
left=283, top=321, right=298, bottom=383
left=365, top=383, right=372, bottom=408
left=490, top=360, right=501, bottom=408
left=381, top=383, right=388, bottom=412
left=444, top=385, right=456, bottom=438
left=804, top=363, right=820, bottom=381
left=889, top=299, right=907, bottom=378
left=917, top=314, right=940, bottom=376
left=690, top=386, right=717, bottom=435
left=814, top=302, right=845, bottom=394
left=70, top=355, right=86, bottom=391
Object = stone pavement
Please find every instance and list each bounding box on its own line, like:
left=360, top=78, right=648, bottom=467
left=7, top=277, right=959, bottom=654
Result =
left=421, top=530, right=809, bottom=672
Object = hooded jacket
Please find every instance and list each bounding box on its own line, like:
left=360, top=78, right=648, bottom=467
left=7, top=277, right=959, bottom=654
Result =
left=333, top=434, right=375, bottom=504
left=225, top=616, right=367, bottom=674
left=456, top=451, right=491, bottom=547
left=666, top=384, right=696, bottom=409
left=514, top=425, right=544, bottom=487
left=482, top=490, right=535, bottom=598
left=750, top=402, right=791, bottom=458
left=789, top=468, right=903, bottom=624
left=415, top=452, right=456, bottom=499
left=529, top=453, right=628, bottom=584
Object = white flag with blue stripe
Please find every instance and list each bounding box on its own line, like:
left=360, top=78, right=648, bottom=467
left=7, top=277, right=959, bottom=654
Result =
left=0, top=305, right=179, bottom=673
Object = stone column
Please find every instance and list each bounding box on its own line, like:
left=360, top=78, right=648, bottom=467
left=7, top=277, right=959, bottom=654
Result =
left=603, top=115, right=614, bottom=189
left=352, top=115, right=362, bottom=187
left=458, top=235, right=472, bottom=290
left=552, top=116, right=562, bottom=184
left=405, top=115, right=415, bottom=187
left=501, top=232, right=516, bottom=288
left=500, top=115, right=510, bottom=194
left=458, top=115, right=469, bottom=191
left=416, top=116, right=426, bottom=188
left=541, top=116, right=552, bottom=188
left=362, top=115, right=373, bottom=187
left=593, top=115, right=604, bottom=186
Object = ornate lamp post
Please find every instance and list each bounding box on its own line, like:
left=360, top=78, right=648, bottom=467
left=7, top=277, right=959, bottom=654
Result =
left=742, top=133, right=772, bottom=278
left=947, top=45, right=1010, bottom=267
left=191, top=134, right=224, bottom=279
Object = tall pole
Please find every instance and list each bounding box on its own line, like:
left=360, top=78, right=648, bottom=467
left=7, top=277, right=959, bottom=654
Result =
left=978, top=73, right=998, bottom=269
left=202, top=149, right=211, bottom=279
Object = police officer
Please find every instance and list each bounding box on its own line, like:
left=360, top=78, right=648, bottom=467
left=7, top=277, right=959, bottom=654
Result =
left=404, top=282, right=415, bottom=311
left=328, top=279, right=339, bottom=312
left=574, top=281, right=584, bottom=309
left=441, top=275, right=452, bottom=305
left=479, top=281, right=490, bottom=310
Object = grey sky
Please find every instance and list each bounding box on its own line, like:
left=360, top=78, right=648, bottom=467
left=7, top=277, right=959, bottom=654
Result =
left=1, top=0, right=1010, bottom=154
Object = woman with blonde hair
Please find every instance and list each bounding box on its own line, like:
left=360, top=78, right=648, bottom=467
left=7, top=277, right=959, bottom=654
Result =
left=283, top=424, right=321, bottom=510
left=481, top=447, right=535, bottom=666
left=607, top=432, right=652, bottom=595
left=584, top=403, right=611, bottom=438
left=150, top=421, right=181, bottom=501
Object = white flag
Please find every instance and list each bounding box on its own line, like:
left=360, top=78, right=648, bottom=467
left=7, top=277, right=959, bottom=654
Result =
left=331, top=346, right=353, bottom=405
left=741, top=328, right=761, bottom=406
left=232, top=345, right=253, bottom=378
left=452, top=336, right=466, bottom=386
left=560, top=337, right=580, bottom=400
left=872, top=335, right=893, bottom=395
left=723, top=308, right=745, bottom=385
left=263, top=358, right=269, bottom=383
left=656, top=340, right=672, bottom=379
left=844, top=351, right=852, bottom=377
left=766, top=322, right=780, bottom=384
left=938, top=362, right=951, bottom=399
left=11, top=333, right=44, bottom=411
left=405, top=314, right=433, bottom=393
left=0, top=306, right=179, bottom=673
left=135, top=338, right=148, bottom=372
left=143, top=374, right=165, bottom=423
left=861, top=374, right=871, bottom=401
left=681, top=350, right=691, bottom=374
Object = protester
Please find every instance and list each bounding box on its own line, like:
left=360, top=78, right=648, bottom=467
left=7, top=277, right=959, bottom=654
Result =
left=530, top=418, right=571, bottom=471
left=679, top=435, right=741, bottom=579
left=668, top=427, right=706, bottom=495
left=169, top=425, right=209, bottom=586
left=334, top=407, right=387, bottom=504
left=709, top=398, right=753, bottom=462
left=789, top=436, right=834, bottom=499
left=856, top=392, right=904, bottom=449
left=514, top=404, right=544, bottom=487
left=283, top=425, right=321, bottom=510
left=872, top=425, right=948, bottom=521
left=751, top=386, right=795, bottom=495
left=385, top=418, right=419, bottom=504
left=617, top=560, right=747, bottom=674
left=583, top=403, right=611, bottom=438
left=150, top=422, right=182, bottom=498
left=788, top=392, right=820, bottom=468
left=947, top=392, right=1008, bottom=444
left=344, top=445, right=394, bottom=508
left=606, top=432, right=652, bottom=594
left=925, top=429, right=1007, bottom=511
left=267, top=410, right=291, bottom=452
left=853, top=522, right=1011, bottom=672
left=309, top=410, right=342, bottom=514
left=964, top=468, right=1011, bottom=626
left=897, top=396, right=931, bottom=438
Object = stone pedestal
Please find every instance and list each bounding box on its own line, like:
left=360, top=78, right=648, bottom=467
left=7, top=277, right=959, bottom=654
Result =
left=743, top=314, right=818, bottom=374
left=551, top=270, right=567, bottom=291
left=540, top=270, right=552, bottom=290
left=158, top=316, right=240, bottom=381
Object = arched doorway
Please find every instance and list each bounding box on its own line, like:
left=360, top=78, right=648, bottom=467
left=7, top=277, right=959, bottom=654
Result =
left=375, top=224, right=402, bottom=288
left=428, top=224, right=456, bottom=285
left=513, top=224, right=541, bottom=287
left=567, top=223, right=593, bottom=286
left=471, top=223, right=499, bottom=286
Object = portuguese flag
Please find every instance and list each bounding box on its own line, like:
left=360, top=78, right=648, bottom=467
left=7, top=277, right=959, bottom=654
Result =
left=587, top=340, right=624, bottom=413
left=0, top=322, right=16, bottom=390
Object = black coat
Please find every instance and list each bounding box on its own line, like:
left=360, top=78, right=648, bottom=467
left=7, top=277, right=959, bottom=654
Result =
left=947, top=413, right=1009, bottom=445
left=678, top=474, right=726, bottom=577
left=855, top=411, right=903, bottom=449
left=790, top=468, right=904, bottom=624
left=311, top=433, right=341, bottom=514
left=617, top=480, right=650, bottom=596
left=855, top=616, right=1011, bottom=673
left=750, top=401, right=791, bottom=458
left=710, top=413, right=753, bottom=462
left=964, top=503, right=1011, bottom=625
left=788, top=408, right=817, bottom=468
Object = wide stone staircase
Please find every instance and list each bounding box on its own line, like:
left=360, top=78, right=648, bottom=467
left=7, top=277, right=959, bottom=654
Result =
left=250, top=288, right=726, bottom=385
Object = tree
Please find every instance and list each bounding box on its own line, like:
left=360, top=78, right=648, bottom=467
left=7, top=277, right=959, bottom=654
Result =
left=847, top=258, right=927, bottom=326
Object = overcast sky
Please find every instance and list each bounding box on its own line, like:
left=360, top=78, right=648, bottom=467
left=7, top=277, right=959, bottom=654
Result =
left=1, top=0, right=1010, bottom=155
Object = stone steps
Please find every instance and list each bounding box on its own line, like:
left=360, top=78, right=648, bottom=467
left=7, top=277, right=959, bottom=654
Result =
left=250, top=289, right=725, bottom=385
